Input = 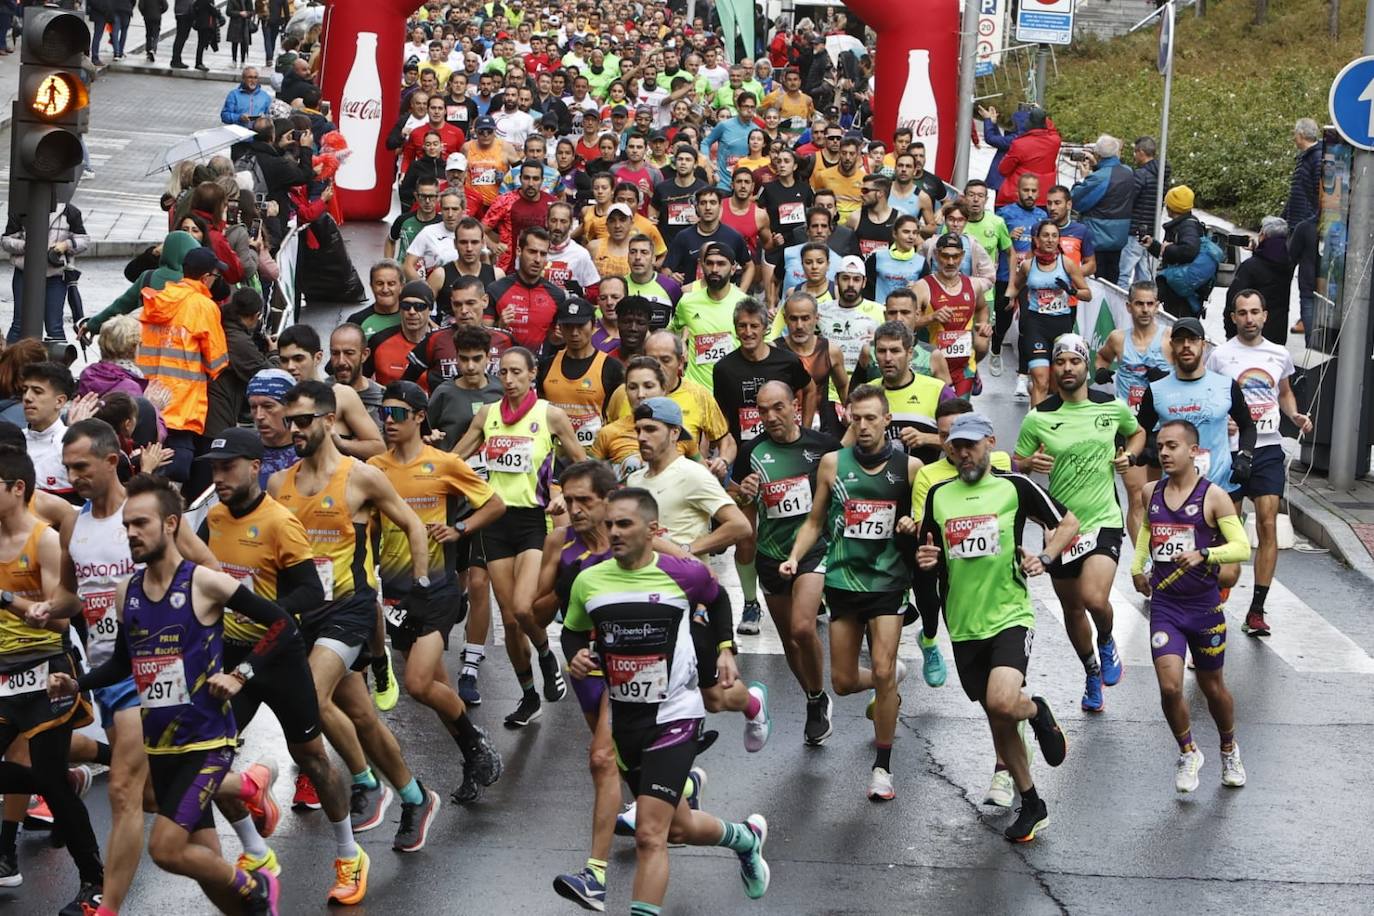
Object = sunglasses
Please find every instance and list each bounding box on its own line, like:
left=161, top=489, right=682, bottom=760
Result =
left=400, top=300, right=430, bottom=312
left=381, top=406, right=415, bottom=422
left=284, top=412, right=328, bottom=429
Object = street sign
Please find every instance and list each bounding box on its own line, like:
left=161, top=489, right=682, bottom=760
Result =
left=1014, top=0, right=1074, bottom=46
left=1329, top=56, right=1374, bottom=151
left=975, top=0, right=1006, bottom=78
left=1157, top=4, right=1173, bottom=74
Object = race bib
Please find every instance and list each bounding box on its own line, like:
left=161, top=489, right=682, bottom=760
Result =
left=945, top=514, right=1001, bottom=559
left=1062, top=529, right=1099, bottom=564
left=132, top=654, right=190, bottom=709
left=383, top=600, right=407, bottom=629
left=1128, top=384, right=1145, bottom=409
left=859, top=238, right=888, bottom=256
left=605, top=653, right=668, bottom=703
left=761, top=475, right=812, bottom=519
left=0, top=661, right=48, bottom=697
left=486, top=435, right=534, bottom=474
left=667, top=201, right=697, bottom=226
left=777, top=201, right=804, bottom=225
left=1034, top=288, right=1070, bottom=316
left=1150, top=523, right=1196, bottom=563
left=313, top=557, right=335, bottom=602
left=82, top=590, right=119, bottom=647
left=1252, top=401, right=1280, bottom=434
left=693, top=332, right=732, bottom=366
left=571, top=413, right=603, bottom=447
left=843, top=499, right=896, bottom=540
left=472, top=168, right=498, bottom=187
left=465, top=453, right=490, bottom=480
left=937, top=330, right=973, bottom=360
left=1194, top=448, right=1211, bottom=479
left=738, top=405, right=762, bottom=441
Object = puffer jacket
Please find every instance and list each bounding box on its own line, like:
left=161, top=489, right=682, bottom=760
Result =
left=1127, top=158, right=1172, bottom=235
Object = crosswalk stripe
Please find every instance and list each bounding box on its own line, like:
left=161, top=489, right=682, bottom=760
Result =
left=1027, top=576, right=1156, bottom=668
left=1221, top=569, right=1374, bottom=674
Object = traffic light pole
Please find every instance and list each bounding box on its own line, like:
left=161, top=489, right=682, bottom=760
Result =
left=19, top=180, right=55, bottom=341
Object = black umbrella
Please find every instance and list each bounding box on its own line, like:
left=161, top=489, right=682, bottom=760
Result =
left=64, top=264, right=88, bottom=361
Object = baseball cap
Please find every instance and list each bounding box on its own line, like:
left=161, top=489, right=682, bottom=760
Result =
left=445, top=152, right=467, bottom=171
left=382, top=380, right=429, bottom=411
left=635, top=104, right=652, bottom=116
left=1051, top=333, right=1091, bottom=363
left=611, top=104, right=628, bottom=117
left=649, top=129, right=667, bottom=142
left=935, top=233, right=965, bottom=252
left=1171, top=317, right=1205, bottom=338
left=200, top=427, right=264, bottom=461
left=634, top=396, right=683, bottom=428
left=557, top=297, right=595, bottom=324
left=246, top=368, right=294, bottom=402
left=606, top=202, right=634, bottom=219
left=399, top=280, right=436, bottom=308
left=947, top=413, right=996, bottom=444
left=182, top=246, right=228, bottom=279
left=474, top=114, right=497, bottom=131
left=837, top=255, right=866, bottom=277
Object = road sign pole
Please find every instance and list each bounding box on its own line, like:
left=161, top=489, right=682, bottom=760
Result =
left=1152, top=3, right=1175, bottom=238
left=952, top=0, right=982, bottom=185
left=20, top=180, right=53, bottom=342
left=1033, top=43, right=1049, bottom=104
left=1328, top=1, right=1374, bottom=489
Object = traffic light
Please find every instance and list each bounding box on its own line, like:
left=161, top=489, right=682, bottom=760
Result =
left=10, top=6, right=90, bottom=185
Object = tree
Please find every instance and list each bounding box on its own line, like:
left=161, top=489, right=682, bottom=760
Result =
left=1329, top=0, right=1340, bottom=39
left=1253, top=0, right=1268, bottom=26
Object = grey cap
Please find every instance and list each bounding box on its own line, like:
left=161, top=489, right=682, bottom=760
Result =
left=947, top=413, right=996, bottom=444
left=634, top=396, right=683, bottom=428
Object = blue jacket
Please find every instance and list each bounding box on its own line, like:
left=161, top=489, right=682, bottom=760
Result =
left=1071, top=156, right=1134, bottom=253
left=983, top=109, right=1028, bottom=193
left=220, top=84, right=274, bottom=126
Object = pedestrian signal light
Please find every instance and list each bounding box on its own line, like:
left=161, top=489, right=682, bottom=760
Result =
left=10, top=7, right=91, bottom=186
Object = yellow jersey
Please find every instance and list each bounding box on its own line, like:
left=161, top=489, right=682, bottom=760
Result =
left=276, top=457, right=377, bottom=606
left=206, top=494, right=316, bottom=645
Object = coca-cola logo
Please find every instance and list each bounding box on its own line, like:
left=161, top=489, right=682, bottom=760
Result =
left=899, top=115, right=939, bottom=137
left=341, top=98, right=382, bottom=120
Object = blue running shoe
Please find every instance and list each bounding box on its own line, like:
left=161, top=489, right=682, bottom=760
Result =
left=553, top=867, right=607, bottom=912
left=458, top=673, right=482, bottom=706
left=1081, top=672, right=1104, bottom=713
left=1098, top=638, right=1123, bottom=686
left=736, top=600, right=762, bottom=636
left=918, top=634, right=947, bottom=687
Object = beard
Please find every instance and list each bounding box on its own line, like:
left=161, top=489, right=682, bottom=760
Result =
left=958, top=452, right=990, bottom=484
left=704, top=272, right=729, bottom=293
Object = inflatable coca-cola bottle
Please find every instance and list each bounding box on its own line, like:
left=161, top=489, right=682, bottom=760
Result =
left=319, top=0, right=424, bottom=220
left=839, top=0, right=960, bottom=178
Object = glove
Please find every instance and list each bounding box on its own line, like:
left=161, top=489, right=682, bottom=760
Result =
left=1054, top=277, right=1074, bottom=294
left=1145, top=365, right=1170, bottom=382
left=1094, top=367, right=1113, bottom=385
left=1230, top=450, right=1253, bottom=485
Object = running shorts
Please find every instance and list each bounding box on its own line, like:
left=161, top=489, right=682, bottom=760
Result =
left=1232, top=444, right=1285, bottom=499
left=614, top=717, right=702, bottom=806
left=149, top=746, right=235, bottom=833
left=224, top=641, right=322, bottom=745
left=0, top=652, right=92, bottom=739
left=1150, top=599, right=1226, bottom=671
left=952, top=625, right=1033, bottom=703
left=1049, top=527, right=1124, bottom=581
left=480, top=506, right=549, bottom=561
left=93, top=676, right=141, bottom=729
left=1019, top=311, right=1076, bottom=373
left=383, top=574, right=465, bottom=653
left=824, top=587, right=905, bottom=621
left=755, top=546, right=825, bottom=597
left=299, top=591, right=378, bottom=673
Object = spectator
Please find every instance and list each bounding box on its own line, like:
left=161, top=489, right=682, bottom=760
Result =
left=1145, top=185, right=1218, bottom=319
left=2, top=201, right=88, bottom=344
left=226, top=0, right=253, bottom=66
left=207, top=288, right=272, bottom=437
left=169, top=0, right=195, bottom=69
left=241, top=116, right=315, bottom=242
left=108, top=0, right=135, bottom=61
left=295, top=85, right=338, bottom=140
left=191, top=0, right=223, bottom=73
left=0, top=0, right=21, bottom=56
left=1282, top=117, right=1321, bottom=338
left=139, top=0, right=167, bottom=64
left=188, top=182, right=245, bottom=284
left=1119, top=135, right=1172, bottom=288
left=978, top=105, right=1026, bottom=195
left=82, top=230, right=202, bottom=338
left=258, top=0, right=290, bottom=65
left=1224, top=217, right=1295, bottom=345
left=19, top=361, right=76, bottom=499
left=1070, top=134, right=1135, bottom=283
left=221, top=65, right=274, bottom=126
left=77, top=315, right=170, bottom=444
left=995, top=107, right=1060, bottom=207
left=279, top=55, right=315, bottom=104
left=87, top=0, right=112, bottom=64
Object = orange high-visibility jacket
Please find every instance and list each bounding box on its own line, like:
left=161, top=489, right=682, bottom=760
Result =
left=136, top=278, right=229, bottom=434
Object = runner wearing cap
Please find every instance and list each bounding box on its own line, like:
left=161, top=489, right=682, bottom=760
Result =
left=780, top=384, right=921, bottom=801
left=444, top=152, right=467, bottom=190
left=1004, top=220, right=1093, bottom=405
left=910, top=233, right=994, bottom=398
left=367, top=282, right=438, bottom=389
left=536, top=298, right=626, bottom=452
left=462, top=115, right=519, bottom=218
left=793, top=254, right=884, bottom=402
left=1015, top=334, right=1143, bottom=713
left=367, top=382, right=507, bottom=805
left=670, top=242, right=748, bottom=392
left=588, top=202, right=637, bottom=280
left=918, top=413, right=1075, bottom=842
left=589, top=357, right=702, bottom=478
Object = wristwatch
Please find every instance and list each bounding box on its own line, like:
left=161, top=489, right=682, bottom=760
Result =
left=454, top=521, right=469, bottom=537
left=0, top=591, right=12, bottom=609
left=1199, top=547, right=1211, bottom=562
left=232, top=660, right=254, bottom=683
left=415, top=575, right=432, bottom=589
left=1037, top=553, right=1054, bottom=568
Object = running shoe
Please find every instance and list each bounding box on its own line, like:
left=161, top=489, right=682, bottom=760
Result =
left=685, top=767, right=707, bottom=811
left=393, top=786, right=441, bottom=853
left=614, top=802, right=636, bottom=837
left=1098, top=637, right=1123, bottom=686
left=68, top=765, right=94, bottom=799
left=988, top=352, right=1003, bottom=377
left=1175, top=749, right=1204, bottom=793
left=553, top=867, right=607, bottom=912
left=328, top=846, right=370, bottom=905
left=743, top=681, right=771, bottom=752
left=24, top=795, right=52, bottom=829
left=243, top=869, right=280, bottom=916
left=458, top=673, right=482, bottom=706
left=971, top=375, right=984, bottom=397
left=1014, top=375, right=1029, bottom=400
left=504, top=692, right=543, bottom=728
left=1220, top=744, right=1247, bottom=788
left=1028, top=696, right=1068, bottom=766
left=1081, top=672, right=1105, bottom=713
left=349, top=782, right=394, bottom=833
left=236, top=847, right=280, bottom=878
left=737, top=814, right=770, bottom=899
left=736, top=600, right=763, bottom=636
left=243, top=760, right=281, bottom=838
left=372, top=653, right=400, bottom=712
left=0, top=851, right=19, bottom=887
left=803, top=692, right=834, bottom=746
left=918, top=635, right=947, bottom=688
left=292, top=774, right=321, bottom=810
left=58, top=880, right=103, bottom=916
left=539, top=652, right=568, bottom=702
left=867, top=767, right=895, bottom=802
left=1218, top=586, right=1232, bottom=605
left=468, top=725, right=504, bottom=787
left=1243, top=610, right=1271, bottom=637
left=452, top=769, right=479, bottom=806
left=1004, top=797, right=1049, bottom=843
left=865, top=659, right=908, bottom=720
left=983, top=770, right=1014, bottom=808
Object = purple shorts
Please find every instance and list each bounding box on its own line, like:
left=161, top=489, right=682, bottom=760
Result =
left=149, top=746, right=235, bottom=833
left=571, top=670, right=607, bottom=716
left=1150, top=599, right=1227, bottom=671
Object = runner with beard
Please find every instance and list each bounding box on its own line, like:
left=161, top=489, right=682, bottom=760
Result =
left=329, top=325, right=385, bottom=430
left=671, top=243, right=749, bottom=392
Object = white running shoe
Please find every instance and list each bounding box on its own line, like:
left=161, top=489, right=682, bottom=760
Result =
left=1175, top=749, right=1204, bottom=793
left=1220, top=745, right=1246, bottom=787
left=1014, top=375, right=1029, bottom=400
left=988, top=353, right=1003, bottom=377
left=867, top=767, right=895, bottom=802
left=983, top=770, right=1014, bottom=808
left=743, top=682, right=771, bottom=753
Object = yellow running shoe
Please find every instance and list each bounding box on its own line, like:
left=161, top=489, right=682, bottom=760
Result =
left=372, top=653, right=399, bottom=712
left=236, top=846, right=280, bottom=877
left=328, top=846, right=370, bottom=906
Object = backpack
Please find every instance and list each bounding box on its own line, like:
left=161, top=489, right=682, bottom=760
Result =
left=1159, top=235, right=1224, bottom=316
left=234, top=150, right=269, bottom=204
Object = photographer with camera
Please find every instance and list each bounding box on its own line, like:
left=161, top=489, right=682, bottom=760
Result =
left=1070, top=135, right=1135, bottom=284
left=2, top=202, right=89, bottom=344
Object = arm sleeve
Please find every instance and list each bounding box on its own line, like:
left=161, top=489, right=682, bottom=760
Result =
left=225, top=584, right=302, bottom=665
left=272, top=558, right=325, bottom=618
left=75, top=627, right=134, bottom=692
left=1210, top=514, right=1252, bottom=564
left=701, top=582, right=734, bottom=648
left=1229, top=381, right=1257, bottom=452
left=1130, top=521, right=1151, bottom=576
left=1136, top=384, right=1160, bottom=433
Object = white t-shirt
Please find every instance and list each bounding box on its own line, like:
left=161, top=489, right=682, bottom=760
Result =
left=406, top=223, right=458, bottom=275
left=627, top=455, right=733, bottom=546
left=1206, top=336, right=1294, bottom=450
left=404, top=42, right=430, bottom=66
left=544, top=239, right=601, bottom=293
left=25, top=418, right=71, bottom=496
left=699, top=65, right=731, bottom=92
left=493, top=108, right=536, bottom=147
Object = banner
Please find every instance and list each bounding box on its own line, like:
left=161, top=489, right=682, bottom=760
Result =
left=716, top=0, right=756, bottom=64
left=1076, top=276, right=1174, bottom=369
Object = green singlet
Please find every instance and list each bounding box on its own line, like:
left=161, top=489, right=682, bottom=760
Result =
left=824, top=447, right=913, bottom=593
left=743, top=428, right=841, bottom=561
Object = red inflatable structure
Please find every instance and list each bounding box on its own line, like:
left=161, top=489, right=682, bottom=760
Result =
left=317, top=0, right=961, bottom=221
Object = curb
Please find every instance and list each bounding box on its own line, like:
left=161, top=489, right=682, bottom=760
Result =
left=106, top=62, right=240, bottom=82
left=2, top=240, right=154, bottom=259
left=1286, top=484, right=1374, bottom=587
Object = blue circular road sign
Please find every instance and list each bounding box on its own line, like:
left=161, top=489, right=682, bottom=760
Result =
left=1330, top=56, right=1374, bottom=151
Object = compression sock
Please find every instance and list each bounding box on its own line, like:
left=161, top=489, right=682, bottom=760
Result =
left=1079, top=649, right=1101, bottom=677
left=228, top=867, right=257, bottom=898
left=398, top=778, right=424, bottom=806
left=92, top=743, right=113, bottom=767
left=1249, top=585, right=1270, bottom=613
left=0, top=819, right=17, bottom=854
left=332, top=816, right=359, bottom=860
left=230, top=814, right=269, bottom=859
left=516, top=667, right=537, bottom=697
left=1174, top=729, right=1196, bottom=754
left=874, top=744, right=892, bottom=772
left=461, top=644, right=485, bottom=678
left=1219, top=730, right=1236, bottom=754
left=716, top=820, right=758, bottom=854
left=352, top=768, right=379, bottom=790
left=450, top=712, right=482, bottom=756
left=535, top=640, right=553, bottom=660
left=630, top=903, right=662, bottom=916
left=735, top=557, right=758, bottom=604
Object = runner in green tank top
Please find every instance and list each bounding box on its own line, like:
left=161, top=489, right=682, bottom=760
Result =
left=782, top=385, right=921, bottom=803
left=731, top=381, right=841, bottom=746
left=918, top=411, right=1077, bottom=843
left=1014, top=335, right=1145, bottom=715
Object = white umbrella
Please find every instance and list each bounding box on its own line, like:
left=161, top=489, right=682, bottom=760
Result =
left=148, top=124, right=256, bottom=175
